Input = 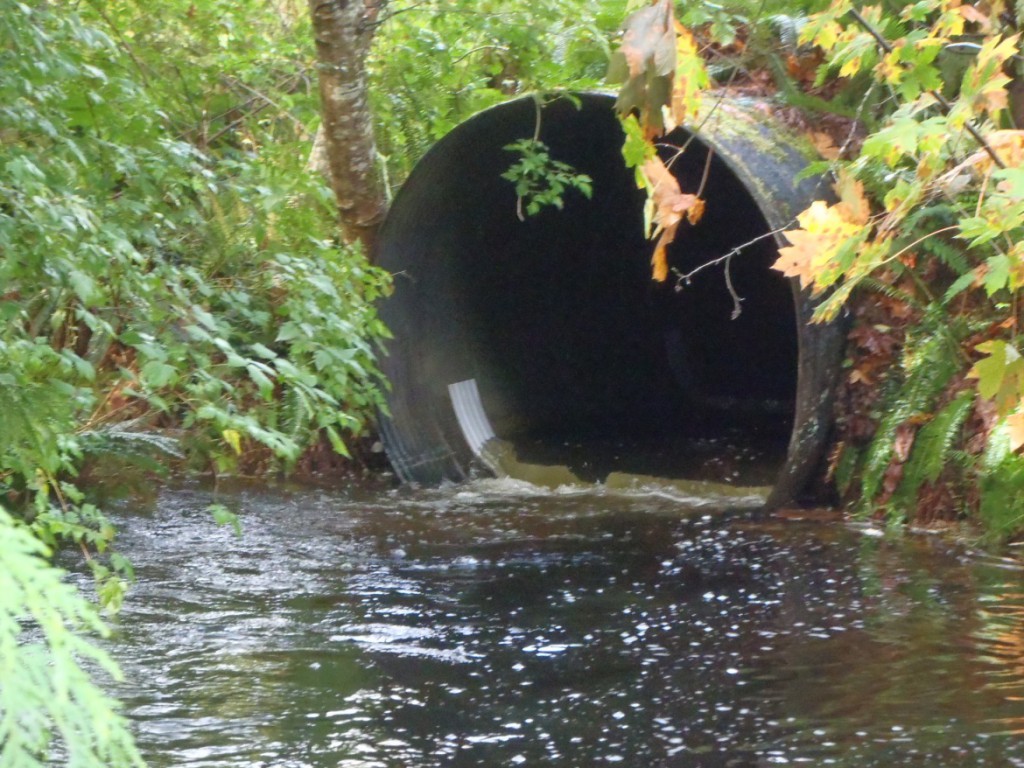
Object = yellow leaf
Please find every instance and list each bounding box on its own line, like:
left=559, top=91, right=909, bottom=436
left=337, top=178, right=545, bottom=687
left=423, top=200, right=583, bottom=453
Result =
left=838, top=55, right=863, bottom=79
left=965, top=129, right=1024, bottom=173
left=671, top=26, right=709, bottom=123
left=222, top=428, right=242, bottom=455
left=803, top=17, right=841, bottom=51
left=977, top=73, right=1011, bottom=114
left=773, top=199, right=865, bottom=291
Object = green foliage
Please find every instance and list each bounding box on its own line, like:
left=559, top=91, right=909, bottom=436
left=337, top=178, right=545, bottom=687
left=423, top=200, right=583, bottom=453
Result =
left=896, top=390, right=975, bottom=507
left=1, top=1, right=392, bottom=761
left=1, top=0, right=390, bottom=490
left=979, top=453, right=1024, bottom=542
left=0, top=507, right=143, bottom=767
left=368, top=0, right=628, bottom=181
left=741, top=0, right=1024, bottom=539
left=208, top=503, right=243, bottom=537
left=858, top=329, right=961, bottom=506
left=502, top=137, right=593, bottom=216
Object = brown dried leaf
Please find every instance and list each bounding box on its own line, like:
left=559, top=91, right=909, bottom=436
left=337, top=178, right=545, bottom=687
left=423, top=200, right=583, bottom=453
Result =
left=642, top=156, right=705, bottom=282
left=960, top=4, right=992, bottom=30
left=608, top=0, right=678, bottom=138
left=849, top=368, right=873, bottom=385
left=811, top=131, right=840, bottom=160
left=624, top=1, right=676, bottom=77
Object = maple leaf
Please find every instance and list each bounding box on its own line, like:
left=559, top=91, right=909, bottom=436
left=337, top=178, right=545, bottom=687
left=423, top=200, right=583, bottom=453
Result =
left=960, top=130, right=1024, bottom=178
left=968, top=339, right=1024, bottom=415
left=960, top=33, right=1019, bottom=117
left=607, top=0, right=677, bottom=138
left=772, top=228, right=819, bottom=288
left=642, top=156, right=705, bottom=282
left=773, top=198, right=865, bottom=291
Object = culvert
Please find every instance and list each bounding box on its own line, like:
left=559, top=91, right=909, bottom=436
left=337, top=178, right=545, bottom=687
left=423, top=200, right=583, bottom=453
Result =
left=375, top=93, right=845, bottom=507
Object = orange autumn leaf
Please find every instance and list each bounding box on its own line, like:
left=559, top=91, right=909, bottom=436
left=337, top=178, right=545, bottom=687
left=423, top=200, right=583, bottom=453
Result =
left=642, top=156, right=705, bottom=282
left=772, top=228, right=820, bottom=288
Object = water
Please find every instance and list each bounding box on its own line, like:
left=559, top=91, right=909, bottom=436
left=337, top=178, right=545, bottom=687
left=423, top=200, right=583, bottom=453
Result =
left=95, top=478, right=1024, bottom=766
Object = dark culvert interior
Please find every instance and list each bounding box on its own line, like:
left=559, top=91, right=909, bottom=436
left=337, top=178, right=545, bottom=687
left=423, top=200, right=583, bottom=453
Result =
left=377, top=95, right=811, bottom=489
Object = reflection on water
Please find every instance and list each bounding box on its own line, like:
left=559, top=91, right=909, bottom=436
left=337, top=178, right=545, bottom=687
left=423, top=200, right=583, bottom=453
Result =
left=93, top=479, right=1024, bottom=767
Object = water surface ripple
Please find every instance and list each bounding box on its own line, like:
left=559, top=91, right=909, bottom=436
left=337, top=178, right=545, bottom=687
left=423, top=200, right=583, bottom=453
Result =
left=100, top=480, right=1024, bottom=766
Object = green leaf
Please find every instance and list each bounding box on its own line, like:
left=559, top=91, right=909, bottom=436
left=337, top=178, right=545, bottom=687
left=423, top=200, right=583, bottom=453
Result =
left=970, top=340, right=1024, bottom=409
left=983, top=254, right=1012, bottom=296
left=620, top=114, right=655, bottom=170
left=140, top=360, right=178, bottom=388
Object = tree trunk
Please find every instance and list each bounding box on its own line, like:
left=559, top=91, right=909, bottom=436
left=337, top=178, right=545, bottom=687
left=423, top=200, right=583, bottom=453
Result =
left=307, top=0, right=387, bottom=257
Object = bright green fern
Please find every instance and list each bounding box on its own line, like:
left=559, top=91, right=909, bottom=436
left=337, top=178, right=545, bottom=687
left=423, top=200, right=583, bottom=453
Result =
left=0, top=508, right=144, bottom=768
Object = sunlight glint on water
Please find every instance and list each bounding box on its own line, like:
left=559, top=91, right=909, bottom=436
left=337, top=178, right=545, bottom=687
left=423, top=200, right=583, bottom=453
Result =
left=96, top=479, right=1024, bottom=767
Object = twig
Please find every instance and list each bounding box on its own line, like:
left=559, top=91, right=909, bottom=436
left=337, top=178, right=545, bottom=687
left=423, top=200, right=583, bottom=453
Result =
left=452, top=45, right=510, bottom=65
left=882, top=225, right=959, bottom=266
left=515, top=94, right=545, bottom=222
left=696, top=147, right=714, bottom=198
left=724, top=255, right=743, bottom=319
left=672, top=226, right=788, bottom=289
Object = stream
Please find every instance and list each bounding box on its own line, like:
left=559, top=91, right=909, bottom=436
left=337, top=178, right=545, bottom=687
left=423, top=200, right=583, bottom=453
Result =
left=96, top=478, right=1024, bottom=767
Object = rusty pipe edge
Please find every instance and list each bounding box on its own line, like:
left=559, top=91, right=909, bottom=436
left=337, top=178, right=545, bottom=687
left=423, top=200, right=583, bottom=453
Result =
left=374, top=92, right=847, bottom=508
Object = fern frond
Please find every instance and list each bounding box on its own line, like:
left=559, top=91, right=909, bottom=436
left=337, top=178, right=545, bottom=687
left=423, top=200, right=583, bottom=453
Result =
left=898, top=390, right=975, bottom=503
left=920, top=235, right=970, bottom=275
left=858, top=276, right=918, bottom=307
left=834, top=443, right=860, bottom=498
left=859, top=332, right=960, bottom=502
